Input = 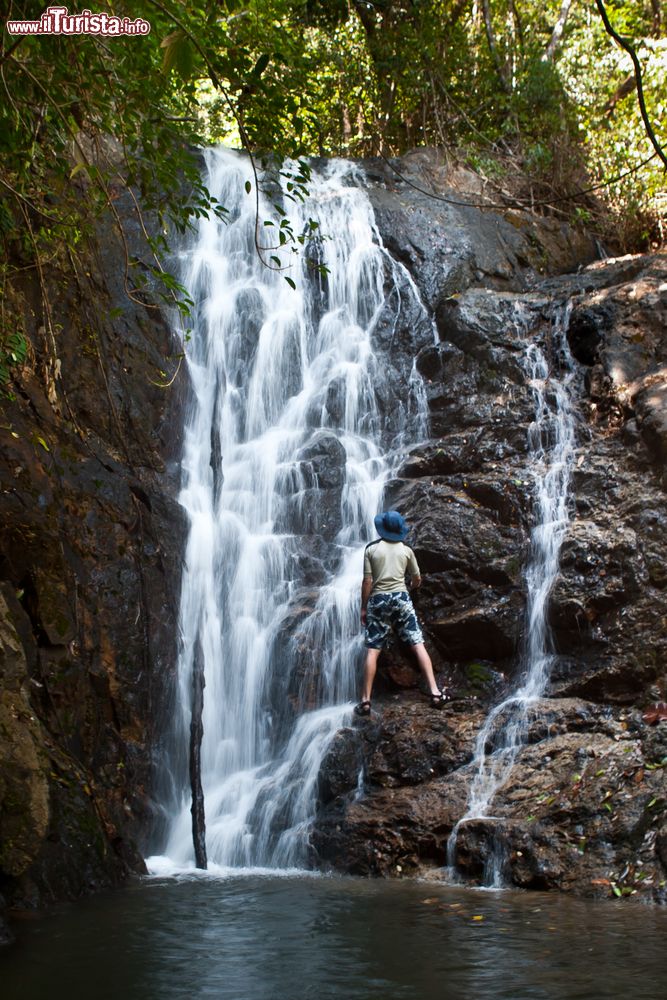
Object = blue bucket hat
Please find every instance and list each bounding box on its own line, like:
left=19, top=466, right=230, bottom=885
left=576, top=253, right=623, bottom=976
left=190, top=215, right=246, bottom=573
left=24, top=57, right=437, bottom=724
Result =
left=374, top=510, right=409, bottom=542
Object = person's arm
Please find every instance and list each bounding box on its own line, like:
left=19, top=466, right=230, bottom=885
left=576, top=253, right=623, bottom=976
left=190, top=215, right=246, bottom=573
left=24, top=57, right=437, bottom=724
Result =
left=361, top=575, right=373, bottom=625
left=406, top=546, right=421, bottom=590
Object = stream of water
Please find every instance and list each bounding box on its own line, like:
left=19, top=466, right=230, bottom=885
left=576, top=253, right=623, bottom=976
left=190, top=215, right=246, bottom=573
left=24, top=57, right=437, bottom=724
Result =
left=154, top=149, right=430, bottom=870
left=447, top=304, right=577, bottom=883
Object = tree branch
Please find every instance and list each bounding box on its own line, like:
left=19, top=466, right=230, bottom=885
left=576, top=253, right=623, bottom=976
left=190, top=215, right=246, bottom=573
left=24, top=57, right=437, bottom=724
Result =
left=0, top=35, right=24, bottom=68
left=594, top=0, right=667, bottom=169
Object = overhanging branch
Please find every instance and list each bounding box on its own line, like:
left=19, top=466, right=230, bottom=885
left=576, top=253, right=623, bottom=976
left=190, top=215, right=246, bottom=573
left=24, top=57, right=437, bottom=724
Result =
left=594, top=0, right=667, bottom=169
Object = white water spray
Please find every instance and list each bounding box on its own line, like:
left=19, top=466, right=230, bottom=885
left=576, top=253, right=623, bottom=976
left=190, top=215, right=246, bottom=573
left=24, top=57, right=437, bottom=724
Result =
left=155, top=149, right=430, bottom=871
left=447, top=303, right=577, bottom=884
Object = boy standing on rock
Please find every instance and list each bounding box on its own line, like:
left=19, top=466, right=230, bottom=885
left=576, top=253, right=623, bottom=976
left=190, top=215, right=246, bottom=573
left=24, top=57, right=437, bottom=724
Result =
left=355, top=510, right=447, bottom=716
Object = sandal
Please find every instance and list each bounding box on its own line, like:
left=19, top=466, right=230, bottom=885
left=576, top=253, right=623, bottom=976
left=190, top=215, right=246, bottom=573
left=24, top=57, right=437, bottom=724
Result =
left=430, top=689, right=451, bottom=710
left=354, top=700, right=372, bottom=717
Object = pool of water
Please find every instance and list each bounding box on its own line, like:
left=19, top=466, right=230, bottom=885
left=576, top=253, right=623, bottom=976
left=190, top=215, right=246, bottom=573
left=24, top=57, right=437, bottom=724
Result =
left=2, top=872, right=666, bottom=1000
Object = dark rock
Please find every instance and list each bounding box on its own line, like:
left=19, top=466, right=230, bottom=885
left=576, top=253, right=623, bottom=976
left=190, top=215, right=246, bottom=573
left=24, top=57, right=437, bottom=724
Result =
left=298, top=431, right=346, bottom=489
left=365, top=149, right=599, bottom=307
left=567, top=302, right=614, bottom=365
left=0, top=188, right=181, bottom=913
left=315, top=699, right=667, bottom=900
left=312, top=247, right=667, bottom=903
left=318, top=727, right=364, bottom=803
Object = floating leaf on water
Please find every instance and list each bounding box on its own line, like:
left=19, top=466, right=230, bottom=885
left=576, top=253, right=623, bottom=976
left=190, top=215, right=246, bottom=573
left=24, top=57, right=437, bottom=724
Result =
left=472, top=915, right=484, bottom=921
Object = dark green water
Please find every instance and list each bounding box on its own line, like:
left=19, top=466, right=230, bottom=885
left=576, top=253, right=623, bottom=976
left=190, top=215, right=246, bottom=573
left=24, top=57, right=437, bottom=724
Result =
left=2, top=873, right=666, bottom=1000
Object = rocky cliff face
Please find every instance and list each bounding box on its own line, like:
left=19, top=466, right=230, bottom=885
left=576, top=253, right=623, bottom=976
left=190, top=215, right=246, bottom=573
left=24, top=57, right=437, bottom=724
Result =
left=1, top=149, right=665, bottom=944
left=313, top=151, right=667, bottom=904
left=0, top=190, right=184, bottom=941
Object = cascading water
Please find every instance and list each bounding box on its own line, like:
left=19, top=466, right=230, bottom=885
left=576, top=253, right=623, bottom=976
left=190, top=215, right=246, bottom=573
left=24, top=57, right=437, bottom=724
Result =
left=154, top=148, right=430, bottom=871
left=447, top=303, right=577, bottom=885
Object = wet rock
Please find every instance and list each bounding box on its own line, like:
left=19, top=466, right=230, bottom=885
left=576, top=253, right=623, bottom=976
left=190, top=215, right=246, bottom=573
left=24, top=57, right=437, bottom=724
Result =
left=318, top=727, right=364, bottom=804
left=0, top=189, right=179, bottom=914
left=298, top=431, right=347, bottom=489
left=276, top=431, right=348, bottom=540
left=315, top=698, right=667, bottom=901
left=567, top=302, right=614, bottom=365
left=0, top=595, right=49, bottom=880
left=311, top=256, right=667, bottom=901
left=370, top=260, right=434, bottom=364
left=382, top=470, right=527, bottom=668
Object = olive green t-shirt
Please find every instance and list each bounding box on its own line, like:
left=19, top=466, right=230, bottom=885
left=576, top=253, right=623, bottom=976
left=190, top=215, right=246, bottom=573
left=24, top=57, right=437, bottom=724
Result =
left=363, top=539, right=420, bottom=595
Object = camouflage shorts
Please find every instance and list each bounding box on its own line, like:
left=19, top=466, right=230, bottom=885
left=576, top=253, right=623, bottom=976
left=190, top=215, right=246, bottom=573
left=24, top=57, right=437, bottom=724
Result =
left=365, top=591, right=424, bottom=649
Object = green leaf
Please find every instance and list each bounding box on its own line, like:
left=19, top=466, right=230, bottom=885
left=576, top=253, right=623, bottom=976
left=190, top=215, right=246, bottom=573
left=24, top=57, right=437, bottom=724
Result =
left=284, top=276, right=296, bottom=290
left=245, top=181, right=252, bottom=195
left=252, top=53, right=271, bottom=78
left=160, top=30, right=196, bottom=83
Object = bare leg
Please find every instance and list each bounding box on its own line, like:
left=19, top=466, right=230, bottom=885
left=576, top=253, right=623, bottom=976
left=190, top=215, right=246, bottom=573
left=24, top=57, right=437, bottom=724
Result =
left=412, top=642, right=440, bottom=697
left=360, top=647, right=381, bottom=703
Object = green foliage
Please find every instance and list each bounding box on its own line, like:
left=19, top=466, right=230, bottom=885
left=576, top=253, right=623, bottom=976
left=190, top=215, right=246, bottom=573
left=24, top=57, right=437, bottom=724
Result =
left=0, top=328, right=28, bottom=399
left=1, top=2, right=239, bottom=318
left=1, top=0, right=664, bottom=329
left=0, top=275, right=28, bottom=399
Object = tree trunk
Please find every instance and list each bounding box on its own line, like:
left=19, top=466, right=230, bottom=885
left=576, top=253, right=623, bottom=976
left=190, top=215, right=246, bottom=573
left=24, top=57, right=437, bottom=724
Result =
left=482, top=0, right=511, bottom=93
left=545, top=0, right=573, bottom=61
left=650, top=0, right=661, bottom=37
left=190, top=637, right=207, bottom=870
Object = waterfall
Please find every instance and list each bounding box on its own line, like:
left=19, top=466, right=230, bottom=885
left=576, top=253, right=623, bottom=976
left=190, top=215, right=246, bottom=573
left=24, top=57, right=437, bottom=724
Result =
left=447, top=303, right=577, bottom=885
left=155, top=148, right=430, bottom=871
